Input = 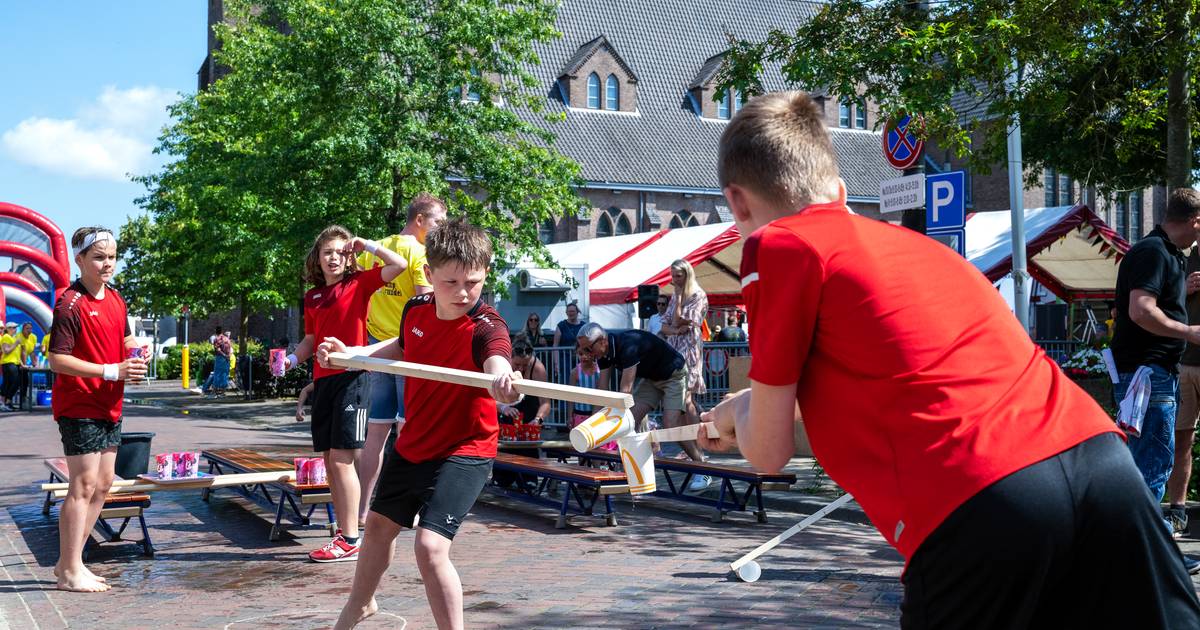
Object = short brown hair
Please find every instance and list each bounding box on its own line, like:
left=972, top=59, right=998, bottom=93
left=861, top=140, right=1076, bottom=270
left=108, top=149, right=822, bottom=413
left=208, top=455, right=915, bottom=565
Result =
left=1166, top=188, right=1200, bottom=223
left=304, top=225, right=357, bottom=287
left=407, top=192, right=447, bottom=223
left=718, top=91, right=841, bottom=210
left=425, top=217, right=492, bottom=271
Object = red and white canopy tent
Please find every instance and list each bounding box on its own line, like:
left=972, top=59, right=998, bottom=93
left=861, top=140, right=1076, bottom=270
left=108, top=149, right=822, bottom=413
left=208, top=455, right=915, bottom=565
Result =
left=966, top=203, right=1130, bottom=303
left=545, top=221, right=743, bottom=329
left=542, top=203, right=1128, bottom=329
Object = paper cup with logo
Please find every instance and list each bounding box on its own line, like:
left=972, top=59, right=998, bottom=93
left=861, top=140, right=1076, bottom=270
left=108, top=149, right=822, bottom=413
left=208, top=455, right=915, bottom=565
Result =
left=156, top=453, right=174, bottom=480
left=616, top=433, right=656, bottom=495
left=270, top=349, right=287, bottom=377
left=569, top=407, right=635, bottom=452
left=294, top=458, right=309, bottom=485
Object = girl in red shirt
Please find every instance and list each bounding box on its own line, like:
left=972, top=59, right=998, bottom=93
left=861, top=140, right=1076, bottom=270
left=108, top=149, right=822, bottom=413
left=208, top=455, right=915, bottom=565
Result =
left=283, top=225, right=407, bottom=563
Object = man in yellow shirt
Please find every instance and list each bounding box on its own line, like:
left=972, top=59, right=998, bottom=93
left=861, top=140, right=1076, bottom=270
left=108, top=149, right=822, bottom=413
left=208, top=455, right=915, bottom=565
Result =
left=0, top=322, right=22, bottom=411
left=356, top=192, right=447, bottom=525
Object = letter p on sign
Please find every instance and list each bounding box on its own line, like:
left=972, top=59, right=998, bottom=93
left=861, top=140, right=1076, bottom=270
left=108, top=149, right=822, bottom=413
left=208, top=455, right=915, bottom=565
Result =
left=925, top=171, right=965, bottom=231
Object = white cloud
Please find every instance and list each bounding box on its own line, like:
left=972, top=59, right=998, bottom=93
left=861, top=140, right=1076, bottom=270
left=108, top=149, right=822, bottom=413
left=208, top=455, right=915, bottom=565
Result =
left=1, top=85, right=177, bottom=183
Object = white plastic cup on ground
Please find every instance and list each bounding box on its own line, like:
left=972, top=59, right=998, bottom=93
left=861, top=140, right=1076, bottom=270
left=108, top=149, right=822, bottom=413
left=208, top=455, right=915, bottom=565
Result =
left=617, top=433, right=656, bottom=495
left=569, top=407, right=635, bottom=452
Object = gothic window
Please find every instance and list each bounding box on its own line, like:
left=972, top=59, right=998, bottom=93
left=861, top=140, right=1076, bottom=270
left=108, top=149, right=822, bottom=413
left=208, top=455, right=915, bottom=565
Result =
left=587, top=73, right=601, bottom=109
left=605, top=74, right=619, bottom=110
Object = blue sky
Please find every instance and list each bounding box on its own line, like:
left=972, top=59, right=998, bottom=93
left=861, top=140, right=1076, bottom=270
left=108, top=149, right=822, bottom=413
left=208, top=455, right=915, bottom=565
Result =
left=0, top=3, right=206, bottom=276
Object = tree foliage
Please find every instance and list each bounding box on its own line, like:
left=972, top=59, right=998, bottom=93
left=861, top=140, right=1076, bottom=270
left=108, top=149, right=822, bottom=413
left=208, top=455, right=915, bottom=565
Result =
left=120, top=0, right=583, bottom=331
left=721, top=0, right=1200, bottom=193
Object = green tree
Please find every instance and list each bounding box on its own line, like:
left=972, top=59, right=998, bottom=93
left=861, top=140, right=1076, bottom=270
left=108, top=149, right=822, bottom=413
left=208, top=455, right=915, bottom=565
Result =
left=120, top=0, right=583, bottom=351
left=721, top=0, right=1200, bottom=195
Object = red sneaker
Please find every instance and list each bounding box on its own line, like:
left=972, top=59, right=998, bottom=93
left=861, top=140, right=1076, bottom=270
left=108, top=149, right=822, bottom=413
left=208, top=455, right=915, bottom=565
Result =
left=308, top=534, right=359, bottom=563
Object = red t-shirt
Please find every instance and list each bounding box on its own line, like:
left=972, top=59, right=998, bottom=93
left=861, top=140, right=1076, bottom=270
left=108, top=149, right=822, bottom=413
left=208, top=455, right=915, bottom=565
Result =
left=392, top=295, right=511, bottom=462
left=50, top=281, right=131, bottom=423
left=741, top=199, right=1119, bottom=562
left=304, top=267, right=386, bottom=381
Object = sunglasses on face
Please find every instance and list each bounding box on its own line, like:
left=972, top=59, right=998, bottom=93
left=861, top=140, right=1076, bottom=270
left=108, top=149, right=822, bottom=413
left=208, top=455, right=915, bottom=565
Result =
left=513, top=346, right=533, bottom=357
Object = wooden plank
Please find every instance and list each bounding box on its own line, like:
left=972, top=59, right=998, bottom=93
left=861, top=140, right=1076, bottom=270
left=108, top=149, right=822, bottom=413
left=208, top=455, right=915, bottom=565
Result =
left=99, top=506, right=143, bottom=519
left=300, top=493, right=333, bottom=505
left=52, top=470, right=296, bottom=498
left=598, top=484, right=631, bottom=496
left=328, top=352, right=634, bottom=409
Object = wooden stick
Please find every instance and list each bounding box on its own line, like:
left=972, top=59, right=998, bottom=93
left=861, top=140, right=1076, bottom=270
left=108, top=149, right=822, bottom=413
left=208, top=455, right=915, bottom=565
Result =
left=647, top=422, right=719, bottom=443
left=50, top=470, right=296, bottom=499
left=41, top=478, right=140, bottom=492
left=729, top=492, right=855, bottom=572
left=328, top=352, right=634, bottom=409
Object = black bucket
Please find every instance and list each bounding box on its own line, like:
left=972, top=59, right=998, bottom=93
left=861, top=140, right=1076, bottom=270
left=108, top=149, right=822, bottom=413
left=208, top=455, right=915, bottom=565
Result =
left=115, top=432, right=155, bottom=480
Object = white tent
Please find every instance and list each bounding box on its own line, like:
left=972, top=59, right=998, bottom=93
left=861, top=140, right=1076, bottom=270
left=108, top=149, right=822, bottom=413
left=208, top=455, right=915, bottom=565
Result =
left=967, top=203, right=1129, bottom=302
left=544, top=222, right=742, bottom=328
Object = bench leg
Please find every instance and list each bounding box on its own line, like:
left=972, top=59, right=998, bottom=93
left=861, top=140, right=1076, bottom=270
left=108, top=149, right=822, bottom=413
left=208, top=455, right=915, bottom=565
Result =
left=139, top=512, right=155, bottom=557
left=711, top=480, right=729, bottom=523
left=271, top=495, right=287, bottom=541
left=556, top=484, right=572, bottom=529
left=44, top=472, right=62, bottom=515
left=326, top=503, right=338, bottom=536
left=754, top=483, right=767, bottom=523
left=113, top=517, right=131, bottom=541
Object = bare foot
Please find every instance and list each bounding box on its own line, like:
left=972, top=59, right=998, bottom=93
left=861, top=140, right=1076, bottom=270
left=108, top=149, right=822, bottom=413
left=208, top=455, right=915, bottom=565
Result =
left=56, top=569, right=111, bottom=593
left=333, top=598, right=378, bottom=630
left=53, top=565, right=107, bottom=583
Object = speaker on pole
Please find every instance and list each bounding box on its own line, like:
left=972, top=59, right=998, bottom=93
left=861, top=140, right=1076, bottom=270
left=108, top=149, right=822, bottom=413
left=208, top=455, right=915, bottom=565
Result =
left=637, top=284, right=660, bottom=319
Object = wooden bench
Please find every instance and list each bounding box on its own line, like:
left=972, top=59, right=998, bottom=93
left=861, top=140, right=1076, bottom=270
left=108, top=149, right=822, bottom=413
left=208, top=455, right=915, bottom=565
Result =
left=42, top=458, right=154, bottom=557
left=201, top=448, right=336, bottom=541
left=488, top=453, right=629, bottom=528
left=547, top=448, right=796, bottom=523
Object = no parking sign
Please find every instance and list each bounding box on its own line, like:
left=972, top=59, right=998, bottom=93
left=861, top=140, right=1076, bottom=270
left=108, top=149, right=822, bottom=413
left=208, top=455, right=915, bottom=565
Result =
left=883, top=115, right=924, bottom=170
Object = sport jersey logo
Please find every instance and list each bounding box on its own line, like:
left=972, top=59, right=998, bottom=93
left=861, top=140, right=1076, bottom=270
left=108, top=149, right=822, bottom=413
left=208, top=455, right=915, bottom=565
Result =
left=411, top=326, right=424, bottom=338
left=88, top=310, right=99, bottom=317
left=344, top=404, right=355, bottom=411
left=312, top=292, right=322, bottom=300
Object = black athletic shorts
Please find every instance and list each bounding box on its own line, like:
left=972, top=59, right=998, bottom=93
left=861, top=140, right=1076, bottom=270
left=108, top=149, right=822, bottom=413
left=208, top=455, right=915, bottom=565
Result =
left=901, top=432, right=1200, bottom=629
left=310, top=370, right=370, bottom=452
left=57, top=417, right=122, bottom=457
left=370, top=452, right=492, bottom=540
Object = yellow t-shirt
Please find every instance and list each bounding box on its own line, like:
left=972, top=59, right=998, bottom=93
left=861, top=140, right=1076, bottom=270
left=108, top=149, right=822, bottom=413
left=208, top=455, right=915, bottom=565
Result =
left=1, top=334, right=22, bottom=365
left=41, top=333, right=49, bottom=353
left=19, top=334, right=36, bottom=364
left=358, top=234, right=432, bottom=340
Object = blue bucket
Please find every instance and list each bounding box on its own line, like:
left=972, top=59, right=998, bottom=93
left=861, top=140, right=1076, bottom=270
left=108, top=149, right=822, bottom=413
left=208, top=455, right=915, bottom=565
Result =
left=37, top=391, right=51, bottom=406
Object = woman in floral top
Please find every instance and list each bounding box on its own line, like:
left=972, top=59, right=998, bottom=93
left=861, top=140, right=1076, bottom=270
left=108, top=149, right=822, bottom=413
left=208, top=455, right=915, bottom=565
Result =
left=661, top=259, right=708, bottom=422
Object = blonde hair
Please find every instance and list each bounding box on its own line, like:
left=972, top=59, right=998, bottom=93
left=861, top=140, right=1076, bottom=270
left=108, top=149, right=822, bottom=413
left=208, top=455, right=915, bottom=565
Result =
left=717, top=91, right=841, bottom=211
left=671, top=259, right=701, bottom=300
left=305, top=225, right=357, bottom=287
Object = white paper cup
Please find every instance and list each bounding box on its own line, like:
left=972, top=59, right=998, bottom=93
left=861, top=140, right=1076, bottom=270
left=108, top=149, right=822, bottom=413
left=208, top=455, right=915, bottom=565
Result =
left=617, top=433, right=656, bottom=495
left=569, top=407, right=634, bottom=452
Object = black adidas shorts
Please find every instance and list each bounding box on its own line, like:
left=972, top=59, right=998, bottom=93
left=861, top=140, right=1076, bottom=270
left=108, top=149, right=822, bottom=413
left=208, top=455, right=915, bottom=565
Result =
left=371, top=453, right=492, bottom=540
left=310, top=370, right=370, bottom=452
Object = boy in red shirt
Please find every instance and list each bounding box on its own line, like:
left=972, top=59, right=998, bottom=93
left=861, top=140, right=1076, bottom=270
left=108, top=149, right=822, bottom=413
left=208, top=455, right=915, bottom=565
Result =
left=699, top=92, right=1200, bottom=627
left=49, top=226, right=148, bottom=592
left=318, top=218, right=519, bottom=630
left=283, top=225, right=408, bottom=563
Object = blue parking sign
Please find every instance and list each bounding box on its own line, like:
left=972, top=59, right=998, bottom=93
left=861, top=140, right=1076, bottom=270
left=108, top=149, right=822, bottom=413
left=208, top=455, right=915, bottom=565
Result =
left=925, top=171, right=965, bottom=231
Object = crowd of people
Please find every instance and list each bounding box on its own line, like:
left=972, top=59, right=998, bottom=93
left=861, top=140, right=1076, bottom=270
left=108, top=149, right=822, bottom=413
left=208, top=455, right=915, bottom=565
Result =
left=42, top=89, right=1200, bottom=629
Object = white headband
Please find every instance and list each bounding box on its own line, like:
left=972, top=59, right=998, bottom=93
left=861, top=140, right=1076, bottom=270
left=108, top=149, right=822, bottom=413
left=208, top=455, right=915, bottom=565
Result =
left=72, top=231, right=116, bottom=257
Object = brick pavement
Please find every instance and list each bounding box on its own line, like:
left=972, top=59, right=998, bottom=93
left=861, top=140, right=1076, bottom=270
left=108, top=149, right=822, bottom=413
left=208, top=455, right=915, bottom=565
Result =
left=0, top=381, right=1195, bottom=628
